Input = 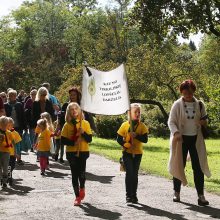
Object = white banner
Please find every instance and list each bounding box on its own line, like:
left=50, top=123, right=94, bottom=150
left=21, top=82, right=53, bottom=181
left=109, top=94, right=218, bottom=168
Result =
left=81, top=64, right=130, bottom=115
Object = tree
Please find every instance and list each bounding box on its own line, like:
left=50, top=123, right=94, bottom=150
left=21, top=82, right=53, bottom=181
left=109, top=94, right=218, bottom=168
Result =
left=131, top=0, right=220, bottom=41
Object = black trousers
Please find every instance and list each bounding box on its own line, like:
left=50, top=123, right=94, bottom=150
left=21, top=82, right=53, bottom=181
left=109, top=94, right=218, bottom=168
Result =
left=8, top=156, right=16, bottom=179
left=173, top=135, right=204, bottom=195
left=66, top=152, right=89, bottom=197
left=55, top=139, right=64, bottom=159
left=123, top=152, right=142, bottom=198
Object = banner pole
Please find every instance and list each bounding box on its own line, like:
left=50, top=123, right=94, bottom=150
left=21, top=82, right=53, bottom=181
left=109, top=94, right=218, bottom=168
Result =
left=123, top=63, right=134, bottom=156
left=76, top=110, right=83, bottom=157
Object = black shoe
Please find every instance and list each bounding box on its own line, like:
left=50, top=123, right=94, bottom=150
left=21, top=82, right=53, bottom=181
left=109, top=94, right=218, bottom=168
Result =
left=54, top=154, right=58, bottom=161
left=17, top=160, right=24, bottom=166
left=126, top=197, right=132, bottom=204
left=173, top=192, right=180, bottom=202
left=30, top=148, right=34, bottom=152
left=59, top=158, right=64, bottom=163
left=8, top=178, right=13, bottom=186
left=41, top=171, right=45, bottom=176
left=132, top=196, right=138, bottom=204
left=2, top=183, right=7, bottom=188
left=198, top=195, right=209, bottom=206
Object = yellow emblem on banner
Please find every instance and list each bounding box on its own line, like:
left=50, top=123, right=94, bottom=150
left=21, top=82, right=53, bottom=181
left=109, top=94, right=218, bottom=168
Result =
left=88, top=77, right=96, bottom=101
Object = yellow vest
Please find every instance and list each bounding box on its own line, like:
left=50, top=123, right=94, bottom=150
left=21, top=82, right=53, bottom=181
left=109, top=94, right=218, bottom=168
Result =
left=61, top=120, right=92, bottom=152
left=117, top=121, right=149, bottom=154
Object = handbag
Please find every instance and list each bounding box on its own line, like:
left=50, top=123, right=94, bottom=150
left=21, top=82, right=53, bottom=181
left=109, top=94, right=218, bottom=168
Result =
left=119, top=156, right=126, bottom=172
left=199, top=101, right=209, bottom=139
left=21, top=131, right=32, bottom=152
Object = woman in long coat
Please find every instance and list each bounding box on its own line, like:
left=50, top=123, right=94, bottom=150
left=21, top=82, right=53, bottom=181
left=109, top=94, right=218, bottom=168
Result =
left=168, top=80, right=211, bottom=206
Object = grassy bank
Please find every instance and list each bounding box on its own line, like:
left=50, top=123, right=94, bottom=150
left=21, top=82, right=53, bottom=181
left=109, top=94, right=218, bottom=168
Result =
left=90, top=137, right=220, bottom=194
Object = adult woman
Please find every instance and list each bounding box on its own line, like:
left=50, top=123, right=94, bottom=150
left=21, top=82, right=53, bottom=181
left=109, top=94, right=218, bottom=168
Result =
left=4, top=89, right=26, bottom=165
left=168, top=80, right=211, bottom=206
left=32, top=87, right=55, bottom=128
left=0, top=92, right=7, bottom=104
left=24, top=89, right=37, bottom=151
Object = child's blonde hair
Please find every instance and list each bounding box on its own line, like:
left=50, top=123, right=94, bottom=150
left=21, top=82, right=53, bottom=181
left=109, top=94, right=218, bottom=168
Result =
left=128, top=103, right=141, bottom=121
left=7, top=117, right=14, bottom=125
left=65, top=102, right=83, bottom=123
left=41, top=112, right=54, bottom=131
left=37, top=118, right=48, bottom=130
left=0, top=116, right=9, bottom=127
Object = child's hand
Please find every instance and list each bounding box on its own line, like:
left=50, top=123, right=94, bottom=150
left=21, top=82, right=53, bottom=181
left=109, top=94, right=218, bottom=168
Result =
left=75, top=137, right=81, bottom=146
left=78, top=128, right=85, bottom=134
left=124, top=142, right=132, bottom=149
left=130, top=132, right=137, bottom=138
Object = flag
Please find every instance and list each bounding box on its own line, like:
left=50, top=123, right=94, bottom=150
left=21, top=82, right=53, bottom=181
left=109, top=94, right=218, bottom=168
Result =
left=81, top=64, right=130, bottom=115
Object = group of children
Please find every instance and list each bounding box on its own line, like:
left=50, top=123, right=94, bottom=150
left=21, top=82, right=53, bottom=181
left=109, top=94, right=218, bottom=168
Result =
left=0, top=116, right=22, bottom=188
left=0, top=101, right=148, bottom=207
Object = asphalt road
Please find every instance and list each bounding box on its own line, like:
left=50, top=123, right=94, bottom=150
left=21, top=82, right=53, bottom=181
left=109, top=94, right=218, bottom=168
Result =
left=0, top=152, right=220, bottom=220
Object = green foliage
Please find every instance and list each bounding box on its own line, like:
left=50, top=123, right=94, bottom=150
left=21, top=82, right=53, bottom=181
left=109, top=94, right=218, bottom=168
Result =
left=131, top=0, right=220, bottom=41
left=95, top=115, right=126, bottom=139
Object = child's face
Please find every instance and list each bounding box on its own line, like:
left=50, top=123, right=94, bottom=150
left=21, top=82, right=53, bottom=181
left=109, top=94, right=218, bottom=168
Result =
left=7, top=122, right=13, bottom=130
left=131, top=107, right=141, bottom=121
left=70, top=105, right=79, bottom=118
left=0, top=122, right=8, bottom=131
left=37, top=124, right=44, bottom=132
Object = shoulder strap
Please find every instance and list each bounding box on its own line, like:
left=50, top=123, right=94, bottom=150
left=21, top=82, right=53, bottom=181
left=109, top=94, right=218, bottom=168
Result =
left=199, top=101, right=202, bottom=112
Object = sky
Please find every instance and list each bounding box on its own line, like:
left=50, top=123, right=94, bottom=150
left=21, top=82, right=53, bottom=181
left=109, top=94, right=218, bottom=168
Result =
left=0, top=0, right=203, bottom=48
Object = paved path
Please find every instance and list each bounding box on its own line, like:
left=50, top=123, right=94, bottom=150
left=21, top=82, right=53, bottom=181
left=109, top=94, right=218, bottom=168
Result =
left=0, top=152, right=220, bottom=220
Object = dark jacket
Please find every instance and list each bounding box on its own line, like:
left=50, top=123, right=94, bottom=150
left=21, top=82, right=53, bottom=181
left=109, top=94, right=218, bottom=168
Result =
left=32, top=99, right=55, bottom=127
left=4, top=101, right=26, bottom=130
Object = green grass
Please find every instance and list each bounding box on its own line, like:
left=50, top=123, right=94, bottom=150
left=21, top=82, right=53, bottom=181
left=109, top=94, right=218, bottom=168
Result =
left=90, top=137, right=220, bottom=194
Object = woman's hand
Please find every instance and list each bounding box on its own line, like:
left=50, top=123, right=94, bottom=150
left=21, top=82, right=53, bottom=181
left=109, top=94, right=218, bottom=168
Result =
left=199, top=120, right=207, bottom=126
left=78, top=128, right=85, bottom=134
left=174, top=132, right=182, bottom=142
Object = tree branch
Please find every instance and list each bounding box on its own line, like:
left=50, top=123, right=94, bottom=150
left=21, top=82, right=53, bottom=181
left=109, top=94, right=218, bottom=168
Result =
left=130, top=98, right=169, bottom=125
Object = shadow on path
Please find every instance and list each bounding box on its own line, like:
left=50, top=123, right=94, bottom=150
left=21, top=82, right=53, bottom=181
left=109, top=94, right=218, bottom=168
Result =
left=81, top=203, right=122, bottom=220
left=86, top=172, right=115, bottom=184
left=46, top=169, right=69, bottom=179
left=128, top=203, right=187, bottom=220
left=1, top=179, right=34, bottom=196
left=181, top=202, right=220, bottom=219
left=15, top=162, right=39, bottom=171
left=48, top=162, right=70, bottom=171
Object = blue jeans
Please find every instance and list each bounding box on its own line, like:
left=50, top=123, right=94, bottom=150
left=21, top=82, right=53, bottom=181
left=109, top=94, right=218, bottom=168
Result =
left=123, top=152, right=142, bottom=198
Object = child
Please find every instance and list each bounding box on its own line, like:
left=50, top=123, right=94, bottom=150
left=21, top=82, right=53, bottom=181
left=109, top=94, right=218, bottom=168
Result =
left=40, top=112, right=55, bottom=157
left=34, top=112, right=54, bottom=162
left=61, top=102, right=92, bottom=206
left=117, top=103, right=149, bottom=204
left=36, top=118, right=52, bottom=175
left=54, top=119, right=64, bottom=163
left=0, top=116, right=13, bottom=188
left=7, top=117, right=22, bottom=186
